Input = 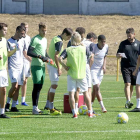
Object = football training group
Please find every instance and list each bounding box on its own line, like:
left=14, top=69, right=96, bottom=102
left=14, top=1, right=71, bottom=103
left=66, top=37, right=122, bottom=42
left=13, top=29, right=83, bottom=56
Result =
left=0, top=22, right=140, bottom=119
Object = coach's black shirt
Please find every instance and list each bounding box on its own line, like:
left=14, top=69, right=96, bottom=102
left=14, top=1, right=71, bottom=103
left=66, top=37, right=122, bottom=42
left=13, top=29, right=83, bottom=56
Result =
left=117, top=39, right=140, bottom=68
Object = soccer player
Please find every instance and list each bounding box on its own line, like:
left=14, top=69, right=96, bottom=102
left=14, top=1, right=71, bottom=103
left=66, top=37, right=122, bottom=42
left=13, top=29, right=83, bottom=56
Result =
left=20, top=22, right=31, bottom=106
left=0, top=23, right=17, bottom=118
left=5, top=26, right=26, bottom=112
left=59, top=32, right=94, bottom=118
left=116, top=28, right=140, bottom=109
left=82, top=32, right=97, bottom=98
left=90, top=35, right=108, bottom=113
left=67, top=27, right=86, bottom=114
left=44, top=28, right=73, bottom=115
left=67, top=27, right=86, bottom=47
left=27, top=23, right=52, bottom=114
left=82, top=32, right=97, bottom=113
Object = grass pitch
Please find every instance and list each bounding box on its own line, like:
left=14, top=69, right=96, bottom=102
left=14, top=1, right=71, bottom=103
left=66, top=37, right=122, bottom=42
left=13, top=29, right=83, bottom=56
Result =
left=0, top=75, right=140, bottom=140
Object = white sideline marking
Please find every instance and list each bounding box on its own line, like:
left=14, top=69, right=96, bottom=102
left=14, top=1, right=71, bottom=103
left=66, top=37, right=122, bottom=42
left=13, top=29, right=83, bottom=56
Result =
left=26, top=96, right=136, bottom=103
left=103, top=96, right=136, bottom=100
left=0, top=130, right=140, bottom=135
left=26, top=100, right=63, bottom=103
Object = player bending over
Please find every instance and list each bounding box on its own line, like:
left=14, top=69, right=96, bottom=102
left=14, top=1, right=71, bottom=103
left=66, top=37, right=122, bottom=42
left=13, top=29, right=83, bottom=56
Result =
left=59, top=32, right=95, bottom=118
left=44, top=28, right=73, bottom=115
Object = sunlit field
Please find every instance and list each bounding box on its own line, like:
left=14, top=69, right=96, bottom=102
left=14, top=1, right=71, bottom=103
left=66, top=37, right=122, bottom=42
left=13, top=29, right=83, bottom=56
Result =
left=0, top=75, right=140, bottom=140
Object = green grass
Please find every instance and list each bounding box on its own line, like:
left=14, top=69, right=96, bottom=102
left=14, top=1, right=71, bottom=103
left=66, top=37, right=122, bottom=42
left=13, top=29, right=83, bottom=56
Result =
left=0, top=75, right=140, bottom=140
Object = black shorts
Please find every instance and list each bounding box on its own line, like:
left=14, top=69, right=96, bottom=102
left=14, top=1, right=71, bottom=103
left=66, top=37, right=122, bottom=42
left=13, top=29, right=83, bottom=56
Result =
left=121, top=67, right=136, bottom=85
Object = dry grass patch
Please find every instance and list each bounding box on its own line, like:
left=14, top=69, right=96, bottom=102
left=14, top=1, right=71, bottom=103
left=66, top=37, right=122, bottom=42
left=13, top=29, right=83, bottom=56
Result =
left=1, top=14, right=140, bottom=74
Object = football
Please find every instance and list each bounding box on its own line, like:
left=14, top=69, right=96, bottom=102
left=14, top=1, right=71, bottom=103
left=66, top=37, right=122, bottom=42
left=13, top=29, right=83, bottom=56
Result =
left=79, top=105, right=88, bottom=115
left=117, top=112, right=129, bottom=124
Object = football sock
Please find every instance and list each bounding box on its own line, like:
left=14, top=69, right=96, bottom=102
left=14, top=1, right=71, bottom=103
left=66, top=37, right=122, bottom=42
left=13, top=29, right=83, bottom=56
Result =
left=75, top=103, right=78, bottom=112
left=45, top=100, right=50, bottom=108
left=32, top=84, right=43, bottom=106
left=0, top=108, right=4, bottom=115
left=21, top=97, right=25, bottom=103
left=99, top=101, right=105, bottom=108
left=49, top=102, right=54, bottom=110
left=72, top=109, right=76, bottom=116
left=91, top=102, right=93, bottom=111
left=88, top=110, right=92, bottom=114
left=7, top=97, right=11, bottom=104
left=12, top=100, right=17, bottom=107
left=136, top=98, right=140, bottom=108
left=126, top=100, right=130, bottom=104
left=33, top=106, right=37, bottom=110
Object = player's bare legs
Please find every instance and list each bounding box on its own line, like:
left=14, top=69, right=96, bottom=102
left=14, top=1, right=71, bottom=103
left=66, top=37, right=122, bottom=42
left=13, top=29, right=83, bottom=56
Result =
left=75, top=88, right=80, bottom=114
left=69, top=91, right=75, bottom=111
left=0, top=87, right=6, bottom=113
left=44, top=88, right=50, bottom=110
left=88, top=87, right=92, bottom=99
left=92, top=84, right=107, bottom=113
left=48, top=84, right=61, bottom=115
left=21, top=77, right=28, bottom=105
left=124, top=83, right=134, bottom=108
left=5, top=82, right=20, bottom=112
left=83, top=91, right=91, bottom=110
left=8, top=82, right=19, bottom=98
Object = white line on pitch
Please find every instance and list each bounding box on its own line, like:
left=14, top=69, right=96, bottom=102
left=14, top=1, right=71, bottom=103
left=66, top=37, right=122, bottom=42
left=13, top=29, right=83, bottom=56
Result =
left=0, top=130, right=140, bottom=135
left=103, top=96, right=136, bottom=100
left=26, top=96, right=136, bottom=103
left=26, top=100, right=63, bottom=103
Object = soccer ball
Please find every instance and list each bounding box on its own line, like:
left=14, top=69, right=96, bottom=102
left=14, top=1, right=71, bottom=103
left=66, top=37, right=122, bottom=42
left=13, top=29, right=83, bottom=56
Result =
left=79, top=105, right=88, bottom=115
left=117, top=112, right=129, bottom=124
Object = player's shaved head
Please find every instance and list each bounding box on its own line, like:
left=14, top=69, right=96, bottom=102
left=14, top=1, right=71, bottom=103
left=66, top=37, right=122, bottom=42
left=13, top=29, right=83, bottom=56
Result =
left=21, top=22, right=28, bottom=26
left=98, top=35, right=106, bottom=41
left=16, top=26, right=25, bottom=32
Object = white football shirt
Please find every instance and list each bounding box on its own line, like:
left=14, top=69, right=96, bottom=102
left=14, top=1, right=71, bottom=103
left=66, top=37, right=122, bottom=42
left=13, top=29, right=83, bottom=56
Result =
left=90, top=44, right=108, bottom=71
left=8, top=37, right=26, bottom=71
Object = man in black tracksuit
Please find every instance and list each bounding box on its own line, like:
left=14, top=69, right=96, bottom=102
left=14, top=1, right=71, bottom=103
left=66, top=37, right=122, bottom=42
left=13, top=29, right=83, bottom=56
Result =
left=116, top=28, right=140, bottom=109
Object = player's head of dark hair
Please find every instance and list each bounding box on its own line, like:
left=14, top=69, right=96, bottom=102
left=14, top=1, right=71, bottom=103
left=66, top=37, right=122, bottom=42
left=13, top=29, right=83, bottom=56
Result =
left=39, top=22, right=47, bottom=29
left=21, top=22, right=28, bottom=26
left=75, top=27, right=86, bottom=35
left=62, top=28, right=73, bottom=36
left=87, top=32, right=97, bottom=39
left=98, top=35, right=106, bottom=41
left=16, top=26, right=25, bottom=32
left=0, top=23, right=8, bottom=30
left=126, top=28, right=134, bottom=34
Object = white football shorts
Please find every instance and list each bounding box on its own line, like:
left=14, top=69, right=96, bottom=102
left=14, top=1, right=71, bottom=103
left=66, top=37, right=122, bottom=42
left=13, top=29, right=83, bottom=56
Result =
left=8, top=68, right=24, bottom=85
left=86, top=64, right=92, bottom=88
left=47, top=64, right=59, bottom=82
left=67, top=75, right=88, bottom=92
left=91, top=69, right=103, bottom=85
left=23, top=63, right=31, bottom=78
